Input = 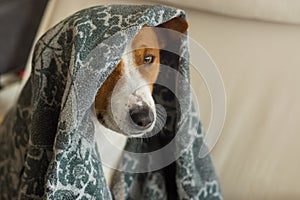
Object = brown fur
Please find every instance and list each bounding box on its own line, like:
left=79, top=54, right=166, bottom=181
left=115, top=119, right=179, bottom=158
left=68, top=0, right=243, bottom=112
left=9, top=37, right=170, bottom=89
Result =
left=95, top=61, right=125, bottom=117
left=131, top=26, right=161, bottom=92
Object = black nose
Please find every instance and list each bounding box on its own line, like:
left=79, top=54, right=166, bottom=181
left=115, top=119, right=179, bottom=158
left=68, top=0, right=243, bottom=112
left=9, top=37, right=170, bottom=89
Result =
left=129, top=105, right=154, bottom=128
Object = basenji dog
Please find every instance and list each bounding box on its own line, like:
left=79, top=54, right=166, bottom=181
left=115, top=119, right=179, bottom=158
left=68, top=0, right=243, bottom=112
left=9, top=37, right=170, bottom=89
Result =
left=93, top=17, right=188, bottom=187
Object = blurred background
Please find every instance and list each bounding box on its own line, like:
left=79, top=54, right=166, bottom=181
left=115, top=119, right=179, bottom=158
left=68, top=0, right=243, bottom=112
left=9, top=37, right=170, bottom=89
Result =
left=0, top=0, right=48, bottom=119
left=1, top=0, right=300, bottom=199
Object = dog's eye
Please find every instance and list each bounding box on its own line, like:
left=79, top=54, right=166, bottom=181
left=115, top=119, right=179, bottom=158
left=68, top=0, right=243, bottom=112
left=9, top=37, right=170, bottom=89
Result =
left=144, top=54, right=155, bottom=65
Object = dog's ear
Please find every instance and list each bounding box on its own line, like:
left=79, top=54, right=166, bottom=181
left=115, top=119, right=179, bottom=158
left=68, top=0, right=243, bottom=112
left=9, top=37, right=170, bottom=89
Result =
left=156, top=17, right=188, bottom=47
left=157, top=17, right=188, bottom=34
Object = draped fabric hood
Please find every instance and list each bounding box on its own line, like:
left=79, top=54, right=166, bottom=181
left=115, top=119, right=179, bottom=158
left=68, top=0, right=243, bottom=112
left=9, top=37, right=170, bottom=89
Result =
left=0, top=5, right=222, bottom=199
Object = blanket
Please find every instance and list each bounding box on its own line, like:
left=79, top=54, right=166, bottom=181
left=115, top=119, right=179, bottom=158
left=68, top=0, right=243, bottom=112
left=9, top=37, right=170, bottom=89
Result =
left=0, top=5, right=222, bottom=199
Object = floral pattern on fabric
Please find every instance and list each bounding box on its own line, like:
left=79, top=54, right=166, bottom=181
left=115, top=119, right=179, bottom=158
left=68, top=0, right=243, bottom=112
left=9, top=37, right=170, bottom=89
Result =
left=0, top=5, right=222, bottom=199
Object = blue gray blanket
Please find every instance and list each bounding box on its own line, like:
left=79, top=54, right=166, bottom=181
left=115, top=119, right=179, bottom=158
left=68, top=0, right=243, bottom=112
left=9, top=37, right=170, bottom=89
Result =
left=0, top=5, right=222, bottom=199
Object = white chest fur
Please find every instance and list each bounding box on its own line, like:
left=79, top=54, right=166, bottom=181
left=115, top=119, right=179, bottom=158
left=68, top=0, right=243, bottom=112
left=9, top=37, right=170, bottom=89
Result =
left=92, top=114, right=128, bottom=187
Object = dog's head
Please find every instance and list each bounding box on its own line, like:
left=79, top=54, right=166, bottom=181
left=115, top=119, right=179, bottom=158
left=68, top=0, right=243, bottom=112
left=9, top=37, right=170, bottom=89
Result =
left=95, top=17, right=188, bottom=136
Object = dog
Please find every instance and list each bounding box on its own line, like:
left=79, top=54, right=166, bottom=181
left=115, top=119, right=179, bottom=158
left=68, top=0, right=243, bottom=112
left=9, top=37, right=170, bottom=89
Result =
left=93, top=17, right=188, bottom=187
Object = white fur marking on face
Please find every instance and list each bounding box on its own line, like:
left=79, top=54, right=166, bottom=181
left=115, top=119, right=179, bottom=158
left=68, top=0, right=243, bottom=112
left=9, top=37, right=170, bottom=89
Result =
left=123, top=44, right=156, bottom=108
left=107, top=43, right=157, bottom=136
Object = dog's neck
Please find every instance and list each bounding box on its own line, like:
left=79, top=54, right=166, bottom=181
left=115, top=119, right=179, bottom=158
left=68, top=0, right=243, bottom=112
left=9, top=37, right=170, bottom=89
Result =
left=92, top=112, right=128, bottom=188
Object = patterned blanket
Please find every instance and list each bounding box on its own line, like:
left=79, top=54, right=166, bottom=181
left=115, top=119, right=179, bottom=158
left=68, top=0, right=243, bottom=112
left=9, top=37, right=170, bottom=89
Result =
left=0, top=5, right=222, bottom=199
